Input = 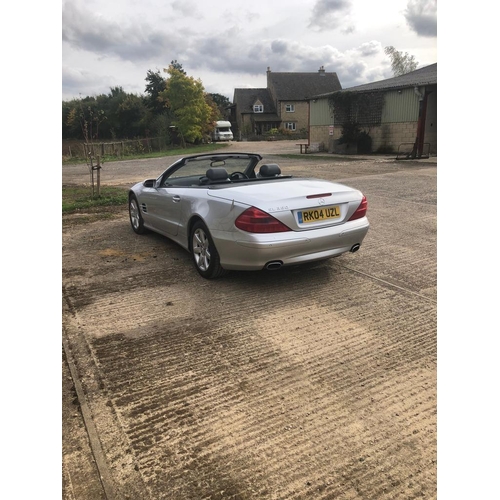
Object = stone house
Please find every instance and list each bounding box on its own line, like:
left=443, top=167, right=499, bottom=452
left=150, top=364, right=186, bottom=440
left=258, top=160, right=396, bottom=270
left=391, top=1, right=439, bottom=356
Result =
left=232, top=67, right=341, bottom=139
left=309, top=63, right=437, bottom=156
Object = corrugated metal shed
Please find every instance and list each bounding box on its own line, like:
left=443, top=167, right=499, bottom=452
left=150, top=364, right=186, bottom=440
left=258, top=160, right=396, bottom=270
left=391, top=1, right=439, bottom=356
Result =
left=382, top=88, right=420, bottom=122
left=310, top=99, right=333, bottom=126
left=313, top=63, right=437, bottom=98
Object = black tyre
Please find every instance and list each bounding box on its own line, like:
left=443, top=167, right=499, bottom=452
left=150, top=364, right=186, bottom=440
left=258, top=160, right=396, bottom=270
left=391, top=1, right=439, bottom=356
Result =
left=191, top=221, right=227, bottom=279
left=129, top=194, right=147, bottom=234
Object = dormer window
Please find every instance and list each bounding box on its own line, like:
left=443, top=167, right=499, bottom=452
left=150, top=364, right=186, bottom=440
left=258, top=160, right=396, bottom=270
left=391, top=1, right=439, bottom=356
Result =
left=253, top=104, right=264, bottom=113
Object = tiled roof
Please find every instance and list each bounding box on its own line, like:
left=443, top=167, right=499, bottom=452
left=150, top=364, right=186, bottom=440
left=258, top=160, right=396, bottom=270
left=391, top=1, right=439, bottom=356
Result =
left=232, top=88, right=276, bottom=114
left=314, top=63, right=437, bottom=98
left=268, top=71, right=342, bottom=100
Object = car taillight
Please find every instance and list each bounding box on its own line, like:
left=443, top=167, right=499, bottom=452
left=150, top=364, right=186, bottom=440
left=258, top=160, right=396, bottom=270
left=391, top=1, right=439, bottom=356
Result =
left=235, top=207, right=291, bottom=233
left=348, top=196, right=367, bottom=221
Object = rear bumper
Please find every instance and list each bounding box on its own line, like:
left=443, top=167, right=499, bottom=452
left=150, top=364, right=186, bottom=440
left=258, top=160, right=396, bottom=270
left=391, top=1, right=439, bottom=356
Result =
left=212, top=217, right=369, bottom=271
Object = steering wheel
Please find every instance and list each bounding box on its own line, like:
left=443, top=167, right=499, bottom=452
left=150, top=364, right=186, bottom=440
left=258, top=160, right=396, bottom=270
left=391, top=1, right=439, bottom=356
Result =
left=230, top=171, right=248, bottom=180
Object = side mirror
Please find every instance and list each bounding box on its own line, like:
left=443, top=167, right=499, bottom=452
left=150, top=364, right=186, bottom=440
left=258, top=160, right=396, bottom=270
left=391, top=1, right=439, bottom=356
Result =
left=143, top=179, right=156, bottom=188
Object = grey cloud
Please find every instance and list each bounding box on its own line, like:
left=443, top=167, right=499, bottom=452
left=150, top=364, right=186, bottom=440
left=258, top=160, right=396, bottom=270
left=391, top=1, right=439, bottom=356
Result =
left=337, top=62, right=374, bottom=89
left=62, top=1, right=373, bottom=87
left=404, top=0, right=437, bottom=37
left=197, top=28, right=239, bottom=57
left=357, top=41, right=382, bottom=57
left=364, top=64, right=393, bottom=84
left=171, top=0, right=201, bottom=17
left=187, top=35, right=375, bottom=87
left=271, top=40, right=288, bottom=54
left=62, top=3, right=189, bottom=62
left=62, top=65, right=118, bottom=99
left=312, top=0, right=352, bottom=13
left=219, top=41, right=378, bottom=91
left=190, top=36, right=340, bottom=76
left=62, top=2, right=397, bottom=100
left=187, top=30, right=270, bottom=75
left=198, top=33, right=320, bottom=75
left=342, top=61, right=367, bottom=80
left=62, top=66, right=95, bottom=90
left=341, top=38, right=416, bottom=88
left=308, top=0, right=352, bottom=31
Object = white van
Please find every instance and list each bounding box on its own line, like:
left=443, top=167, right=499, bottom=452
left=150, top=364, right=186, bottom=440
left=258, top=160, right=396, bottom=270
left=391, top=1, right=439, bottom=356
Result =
left=212, top=121, right=233, bottom=142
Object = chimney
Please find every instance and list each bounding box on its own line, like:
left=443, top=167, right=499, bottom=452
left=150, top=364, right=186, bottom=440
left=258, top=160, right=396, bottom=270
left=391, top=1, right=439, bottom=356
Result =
left=319, top=66, right=325, bottom=75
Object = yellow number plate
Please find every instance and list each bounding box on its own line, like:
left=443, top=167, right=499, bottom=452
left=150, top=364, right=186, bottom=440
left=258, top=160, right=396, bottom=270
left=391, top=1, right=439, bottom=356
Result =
left=298, top=205, right=340, bottom=223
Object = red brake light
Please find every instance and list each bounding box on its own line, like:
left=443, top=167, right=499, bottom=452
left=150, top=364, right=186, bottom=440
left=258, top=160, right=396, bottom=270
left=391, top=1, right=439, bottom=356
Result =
left=348, top=196, right=367, bottom=221
left=235, top=207, right=291, bottom=233
left=307, top=192, right=332, bottom=199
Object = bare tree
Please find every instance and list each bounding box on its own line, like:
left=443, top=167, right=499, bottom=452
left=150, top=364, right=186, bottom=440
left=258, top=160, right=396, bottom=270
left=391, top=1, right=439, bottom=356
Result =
left=384, top=46, right=418, bottom=76
left=78, top=100, right=106, bottom=197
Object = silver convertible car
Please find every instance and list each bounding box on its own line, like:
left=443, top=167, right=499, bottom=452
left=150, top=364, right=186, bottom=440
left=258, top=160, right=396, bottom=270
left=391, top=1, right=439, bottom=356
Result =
left=129, top=152, right=369, bottom=279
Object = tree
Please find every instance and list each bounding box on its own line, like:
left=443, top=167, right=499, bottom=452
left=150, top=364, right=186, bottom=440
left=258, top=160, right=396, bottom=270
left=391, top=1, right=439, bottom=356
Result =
left=160, top=64, right=213, bottom=145
left=204, top=94, right=221, bottom=136
left=101, top=87, right=128, bottom=138
left=207, top=93, right=232, bottom=120
left=71, top=97, right=106, bottom=142
left=63, top=60, right=229, bottom=143
left=384, top=46, right=418, bottom=76
left=144, top=69, right=167, bottom=114
left=115, top=94, right=148, bottom=138
left=169, top=59, right=186, bottom=74
left=63, top=101, right=81, bottom=138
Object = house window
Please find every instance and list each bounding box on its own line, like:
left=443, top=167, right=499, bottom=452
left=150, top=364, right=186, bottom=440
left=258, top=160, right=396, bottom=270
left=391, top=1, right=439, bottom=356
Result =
left=285, top=104, right=295, bottom=112
left=253, top=104, right=263, bottom=113
left=285, top=122, right=296, bottom=131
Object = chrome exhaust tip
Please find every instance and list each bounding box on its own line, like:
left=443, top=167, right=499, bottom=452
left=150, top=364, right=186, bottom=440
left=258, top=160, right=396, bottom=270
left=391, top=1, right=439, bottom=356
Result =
left=265, top=261, right=283, bottom=270
left=350, top=244, right=361, bottom=253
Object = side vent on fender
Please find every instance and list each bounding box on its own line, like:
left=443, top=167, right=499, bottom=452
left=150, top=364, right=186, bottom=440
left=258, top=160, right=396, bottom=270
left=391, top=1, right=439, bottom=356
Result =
left=141, top=203, right=148, bottom=213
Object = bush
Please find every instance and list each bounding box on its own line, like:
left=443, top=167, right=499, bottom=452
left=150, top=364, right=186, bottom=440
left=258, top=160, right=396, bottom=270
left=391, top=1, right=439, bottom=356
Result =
left=338, top=122, right=360, bottom=145
left=338, top=122, right=372, bottom=153
left=357, top=131, right=372, bottom=153
left=266, top=128, right=280, bottom=136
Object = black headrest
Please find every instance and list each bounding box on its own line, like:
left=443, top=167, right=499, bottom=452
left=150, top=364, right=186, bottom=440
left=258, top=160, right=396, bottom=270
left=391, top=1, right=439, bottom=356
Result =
left=206, top=167, right=228, bottom=181
left=259, top=164, right=281, bottom=177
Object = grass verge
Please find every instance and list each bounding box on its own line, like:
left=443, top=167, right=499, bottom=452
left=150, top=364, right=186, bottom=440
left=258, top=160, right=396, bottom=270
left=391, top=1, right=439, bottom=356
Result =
left=63, top=185, right=129, bottom=213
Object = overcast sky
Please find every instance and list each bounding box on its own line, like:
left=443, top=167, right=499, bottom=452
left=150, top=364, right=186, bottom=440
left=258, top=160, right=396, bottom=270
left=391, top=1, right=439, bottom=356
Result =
left=62, top=0, right=437, bottom=102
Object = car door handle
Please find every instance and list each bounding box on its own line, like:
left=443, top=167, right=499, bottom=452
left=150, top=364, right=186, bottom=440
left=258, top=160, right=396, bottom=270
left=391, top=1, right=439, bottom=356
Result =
left=172, top=195, right=181, bottom=203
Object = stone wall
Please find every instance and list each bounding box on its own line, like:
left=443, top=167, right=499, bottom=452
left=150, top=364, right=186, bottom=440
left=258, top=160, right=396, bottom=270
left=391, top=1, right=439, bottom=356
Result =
left=280, top=102, right=309, bottom=131
left=309, top=126, right=342, bottom=153
left=373, top=122, right=418, bottom=152
left=310, top=122, right=421, bottom=154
